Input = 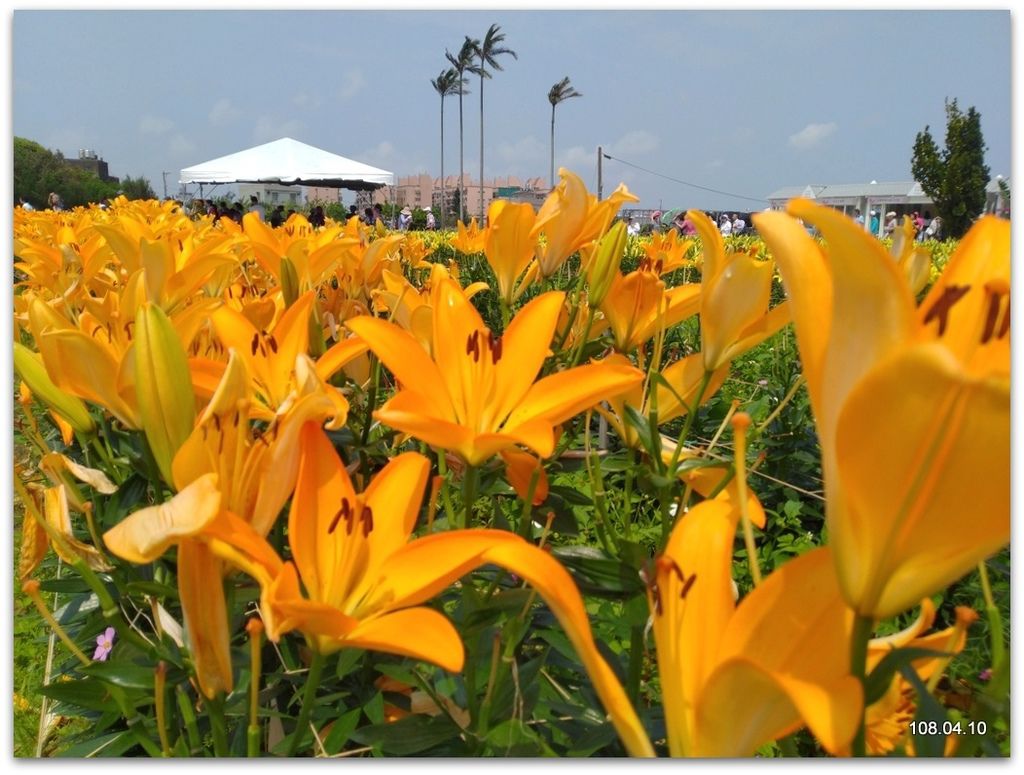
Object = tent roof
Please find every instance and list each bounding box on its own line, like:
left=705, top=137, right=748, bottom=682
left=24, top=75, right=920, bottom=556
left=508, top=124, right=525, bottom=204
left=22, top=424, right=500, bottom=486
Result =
left=179, top=137, right=393, bottom=190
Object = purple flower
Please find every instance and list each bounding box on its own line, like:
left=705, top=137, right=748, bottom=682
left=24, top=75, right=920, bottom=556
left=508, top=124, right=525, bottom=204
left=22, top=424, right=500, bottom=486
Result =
left=93, top=627, right=115, bottom=661
left=978, top=668, right=993, bottom=682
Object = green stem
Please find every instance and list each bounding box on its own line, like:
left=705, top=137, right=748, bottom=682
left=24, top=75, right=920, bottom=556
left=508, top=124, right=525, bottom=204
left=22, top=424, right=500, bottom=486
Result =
left=517, top=468, right=541, bottom=539
left=569, top=306, right=597, bottom=367
left=436, top=452, right=458, bottom=528
left=666, top=369, right=713, bottom=476
left=287, top=650, right=326, bottom=756
left=461, top=465, right=478, bottom=529
left=176, top=685, right=202, bottom=753
left=849, top=614, right=874, bottom=758
left=206, top=693, right=229, bottom=758
left=626, top=625, right=644, bottom=708
left=977, top=561, right=1006, bottom=672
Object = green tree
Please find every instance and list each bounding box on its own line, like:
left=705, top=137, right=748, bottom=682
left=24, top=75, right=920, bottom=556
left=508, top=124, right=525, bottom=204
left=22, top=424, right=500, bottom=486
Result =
left=472, top=24, right=517, bottom=222
left=119, top=175, right=156, bottom=200
left=911, top=99, right=990, bottom=239
left=14, top=136, right=118, bottom=208
left=548, top=76, right=583, bottom=188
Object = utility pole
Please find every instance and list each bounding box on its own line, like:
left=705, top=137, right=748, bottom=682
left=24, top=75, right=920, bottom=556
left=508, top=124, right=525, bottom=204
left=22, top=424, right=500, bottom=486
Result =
left=162, top=172, right=169, bottom=199
left=596, top=145, right=603, bottom=201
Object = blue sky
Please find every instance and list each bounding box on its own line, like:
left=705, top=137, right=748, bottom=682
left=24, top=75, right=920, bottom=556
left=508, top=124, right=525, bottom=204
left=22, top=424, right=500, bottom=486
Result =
left=11, top=7, right=1012, bottom=210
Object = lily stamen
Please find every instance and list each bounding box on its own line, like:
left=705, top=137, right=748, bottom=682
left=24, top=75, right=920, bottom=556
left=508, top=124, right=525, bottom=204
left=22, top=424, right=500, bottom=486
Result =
left=922, top=283, right=970, bottom=335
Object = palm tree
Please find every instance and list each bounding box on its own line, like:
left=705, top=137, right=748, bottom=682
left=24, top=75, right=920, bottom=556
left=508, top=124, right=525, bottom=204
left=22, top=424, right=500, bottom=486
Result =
left=431, top=68, right=466, bottom=229
left=445, top=39, right=479, bottom=223
left=547, top=77, right=583, bottom=189
left=473, top=24, right=517, bottom=222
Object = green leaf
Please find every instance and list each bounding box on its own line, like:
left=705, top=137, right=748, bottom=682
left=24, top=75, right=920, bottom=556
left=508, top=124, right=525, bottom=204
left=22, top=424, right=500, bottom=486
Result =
left=349, top=713, right=462, bottom=755
left=900, top=664, right=949, bottom=757
left=40, top=677, right=117, bottom=712
left=484, top=719, right=554, bottom=757
left=322, top=707, right=362, bottom=755
left=551, top=546, right=645, bottom=599
left=547, top=485, right=593, bottom=507
left=56, top=730, right=138, bottom=758
left=622, top=405, right=658, bottom=459
left=864, top=647, right=953, bottom=707
left=80, top=661, right=161, bottom=691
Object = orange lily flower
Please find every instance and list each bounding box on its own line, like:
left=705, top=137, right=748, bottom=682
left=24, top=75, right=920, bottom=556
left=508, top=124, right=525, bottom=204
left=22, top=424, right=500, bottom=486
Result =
left=483, top=199, right=537, bottom=304
left=754, top=201, right=1009, bottom=618
left=598, top=270, right=701, bottom=354
left=688, top=210, right=791, bottom=372
left=648, top=497, right=861, bottom=756
left=452, top=217, right=487, bottom=254
left=531, top=168, right=638, bottom=278
left=204, top=424, right=655, bottom=756
left=346, top=278, right=644, bottom=466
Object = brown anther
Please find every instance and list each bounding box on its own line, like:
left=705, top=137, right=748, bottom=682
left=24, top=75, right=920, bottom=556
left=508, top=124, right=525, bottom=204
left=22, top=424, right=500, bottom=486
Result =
left=923, top=284, right=971, bottom=336
left=267, top=334, right=279, bottom=354
left=466, top=330, right=481, bottom=362
left=328, top=499, right=351, bottom=535
left=250, top=332, right=260, bottom=356
left=361, top=505, right=374, bottom=537
left=213, top=415, right=221, bottom=432
left=981, top=283, right=1010, bottom=344
left=123, top=320, right=134, bottom=338
left=232, top=410, right=241, bottom=428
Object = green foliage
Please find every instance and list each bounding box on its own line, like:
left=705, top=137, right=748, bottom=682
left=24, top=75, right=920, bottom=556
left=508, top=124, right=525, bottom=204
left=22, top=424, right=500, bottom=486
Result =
left=118, top=175, right=156, bottom=201
left=911, top=99, right=990, bottom=239
left=14, top=136, right=119, bottom=209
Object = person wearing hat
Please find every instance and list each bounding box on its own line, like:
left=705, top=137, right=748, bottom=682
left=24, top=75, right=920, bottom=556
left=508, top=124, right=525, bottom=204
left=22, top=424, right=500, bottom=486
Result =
left=398, top=206, right=412, bottom=231
left=883, top=211, right=898, bottom=237
left=869, top=209, right=880, bottom=235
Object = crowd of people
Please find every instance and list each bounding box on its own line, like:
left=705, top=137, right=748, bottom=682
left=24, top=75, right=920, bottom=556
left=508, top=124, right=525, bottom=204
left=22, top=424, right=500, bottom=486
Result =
left=638, top=209, right=750, bottom=237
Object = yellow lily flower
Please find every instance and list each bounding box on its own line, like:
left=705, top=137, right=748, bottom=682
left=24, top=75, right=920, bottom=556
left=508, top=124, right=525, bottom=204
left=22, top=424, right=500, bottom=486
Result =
left=399, top=233, right=435, bottom=269
left=104, top=474, right=231, bottom=696
left=452, top=217, right=487, bottom=254
left=210, top=290, right=315, bottom=410
left=531, top=168, right=638, bottom=278
left=639, top=228, right=695, bottom=275
left=242, top=211, right=358, bottom=290
left=346, top=278, right=644, bottom=466
left=204, top=424, right=655, bottom=756
left=689, top=210, right=791, bottom=372
left=483, top=200, right=537, bottom=304
left=853, top=603, right=976, bottom=756
left=599, top=269, right=701, bottom=354
left=104, top=349, right=348, bottom=698
left=597, top=352, right=730, bottom=449
left=648, top=497, right=861, bottom=756
left=753, top=201, right=1009, bottom=619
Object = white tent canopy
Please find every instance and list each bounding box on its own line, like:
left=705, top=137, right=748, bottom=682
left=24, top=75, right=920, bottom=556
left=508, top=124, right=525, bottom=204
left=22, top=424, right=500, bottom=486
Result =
left=179, top=137, right=393, bottom=191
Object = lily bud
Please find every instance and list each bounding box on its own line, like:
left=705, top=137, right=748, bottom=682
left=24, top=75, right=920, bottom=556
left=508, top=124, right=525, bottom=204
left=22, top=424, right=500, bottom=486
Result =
left=279, top=256, right=300, bottom=309
left=134, top=303, right=196, bottom=486
left=13, top=341, right=95, bottom=436
left=587, top=221, right=628, bottom=306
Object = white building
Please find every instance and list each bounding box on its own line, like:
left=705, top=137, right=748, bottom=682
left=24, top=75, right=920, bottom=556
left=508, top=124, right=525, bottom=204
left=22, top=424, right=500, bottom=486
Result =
left=766, top=178, right=1009, bottom=236
left=238, top=183, right=302, bottom=208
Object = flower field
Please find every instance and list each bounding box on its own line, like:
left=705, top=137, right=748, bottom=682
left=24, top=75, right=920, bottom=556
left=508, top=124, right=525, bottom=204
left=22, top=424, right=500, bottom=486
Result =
left=12, top=169, right=1009, bottom=757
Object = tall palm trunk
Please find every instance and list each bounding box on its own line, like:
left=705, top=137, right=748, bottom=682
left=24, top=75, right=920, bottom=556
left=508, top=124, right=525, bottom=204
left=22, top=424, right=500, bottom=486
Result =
left=479, top=65, right=485, bottom=223
left=550, top=102, right=556, bottom=189
left=458, top=90, right=466, bottom=223
left=439, top=96, right=446, bottom=229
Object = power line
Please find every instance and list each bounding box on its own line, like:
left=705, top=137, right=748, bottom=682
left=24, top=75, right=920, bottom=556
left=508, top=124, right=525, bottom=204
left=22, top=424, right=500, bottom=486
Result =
left=602, top=152, right=767, bottom=204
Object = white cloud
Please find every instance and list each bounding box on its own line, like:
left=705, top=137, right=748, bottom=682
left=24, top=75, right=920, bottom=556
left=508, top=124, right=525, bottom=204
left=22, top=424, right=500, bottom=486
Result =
left=209, top=98, right=242, bottom=127
left=169, top=134, right=197, bottom=157
left=252, top=116, right=305, bottom=143
left=609, top=130, right=659, bottom=157
left=360, top=141, right=396, bottom=166
left=292, top=92, right=323, bottom=110
left=559, top=145, right=592, bottom=171
left=338, top=68, right=366, bottom=100
left=139, top=115, right=174, bottom=135
left=788, top=122, right=837, bottom=149
left=495, top=135, right=547, bottom=167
